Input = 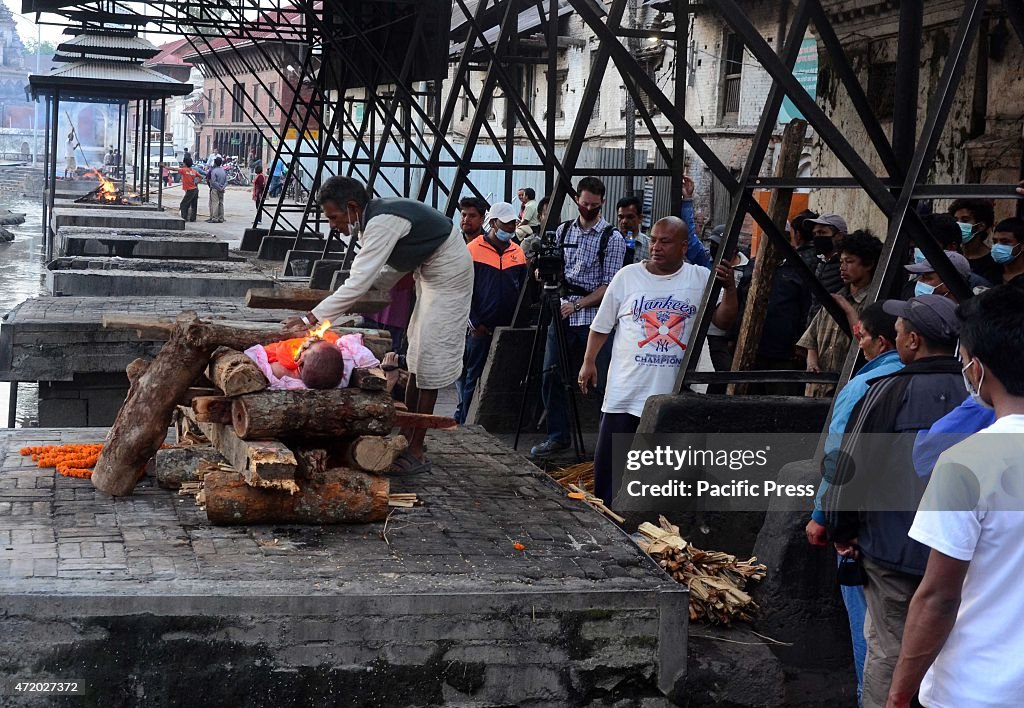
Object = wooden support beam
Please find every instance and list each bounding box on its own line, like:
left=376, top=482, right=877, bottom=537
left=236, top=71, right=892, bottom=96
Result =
left=729, top=119, right=808, bottom=396
left=183, top=407, right=299, bottom=490
left=245, top=287, right=392, bottom=314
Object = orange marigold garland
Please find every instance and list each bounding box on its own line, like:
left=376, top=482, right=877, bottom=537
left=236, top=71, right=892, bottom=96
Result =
left=20, top=443, right=103, bottom=479
left=19, top=443, right=165, bottom=480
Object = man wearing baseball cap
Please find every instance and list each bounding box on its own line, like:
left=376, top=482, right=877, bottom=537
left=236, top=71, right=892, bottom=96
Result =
left=822, top=294, right=967, bottom=708
left=456, top=201, right=527, bottom=424
left=806, top=213, right=849, bottom=321
left=902, top=250, right=972, bottom=301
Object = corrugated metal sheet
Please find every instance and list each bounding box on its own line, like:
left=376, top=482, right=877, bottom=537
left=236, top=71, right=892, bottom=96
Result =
left=58, top=32, right=159, bottom=53
left=46, top=60, right=185, bottom=84
left=282, top=138, right=672, bottom=227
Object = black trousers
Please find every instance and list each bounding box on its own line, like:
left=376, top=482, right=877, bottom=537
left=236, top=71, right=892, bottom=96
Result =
left=592, top=412, right=641, bottom=507
left=180, top=188, right=199, bottom=222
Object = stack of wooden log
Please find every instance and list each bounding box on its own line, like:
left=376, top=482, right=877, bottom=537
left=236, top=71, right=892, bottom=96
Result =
left=636, top=516, right=767, bottom=625
left=91, top=312, right=453, bottom=525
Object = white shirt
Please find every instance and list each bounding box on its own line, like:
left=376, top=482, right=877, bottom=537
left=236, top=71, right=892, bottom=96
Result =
left=909, top=414, right=1024, bottom=708
left=590, top=261, right=712, bottom=417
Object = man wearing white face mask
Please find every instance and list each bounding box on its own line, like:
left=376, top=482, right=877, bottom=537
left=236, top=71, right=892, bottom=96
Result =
left=948, top=198, right=1001, bottom=285
left=283, top=176, right=474, bottom=474
left=455, top=202, right=527, bottom=424
left=903, top=250, right=972, bottom=301
left=992, top=217, right=1024, bottom=286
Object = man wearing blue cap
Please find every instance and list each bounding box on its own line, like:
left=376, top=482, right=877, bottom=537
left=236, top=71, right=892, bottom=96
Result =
left=822, top=294, right=967, bottom=708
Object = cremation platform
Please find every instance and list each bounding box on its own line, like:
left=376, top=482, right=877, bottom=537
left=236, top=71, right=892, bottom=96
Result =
left=0, top=427, right=687, bottom=705
left=57, top=227, right=228, bottom=260
left=46, top=257, right=272, bottom=298
left=50, top=207, right=185, bottom=232
left=54, top=199, right=162, bottom=212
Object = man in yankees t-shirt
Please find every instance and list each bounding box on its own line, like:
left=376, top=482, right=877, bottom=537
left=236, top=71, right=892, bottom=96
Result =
left=579, top=216, right=738, bottom=506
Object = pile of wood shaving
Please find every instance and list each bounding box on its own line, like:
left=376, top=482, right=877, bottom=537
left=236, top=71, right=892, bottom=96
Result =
left=636, top=516, right=767, bottom=625
left=550, top=462, right=594, bottom=492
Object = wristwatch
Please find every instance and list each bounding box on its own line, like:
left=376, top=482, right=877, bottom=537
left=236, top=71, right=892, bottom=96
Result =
left=573, top=302, right=582, bottom=313
left=300, top=311, right=318, bottom=327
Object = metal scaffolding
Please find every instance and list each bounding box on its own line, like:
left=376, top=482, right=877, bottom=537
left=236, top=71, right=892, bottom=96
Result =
left=21, top=0, right=1024, bottom=401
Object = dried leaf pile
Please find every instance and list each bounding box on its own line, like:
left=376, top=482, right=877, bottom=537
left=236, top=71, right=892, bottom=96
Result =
left=636, top=516, right=767, bottom=625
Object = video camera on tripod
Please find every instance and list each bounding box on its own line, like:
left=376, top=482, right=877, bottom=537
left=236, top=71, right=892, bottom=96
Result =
left=532, top=230, right=577, bottom=287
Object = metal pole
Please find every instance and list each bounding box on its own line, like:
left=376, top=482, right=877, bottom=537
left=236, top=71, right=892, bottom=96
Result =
left=41, top=95, right=51, bottom=240
left=545, top=0, right=557, bottom=199
left=46, top=89, right=60, bottom=261
left=6, top=381, right=17, bottom=428
left=624, top=0, right=638, bottom=195
left=32, top=24, right=40, bottom=166
left=158, top=98, right=165, bottom=208
left=671, top=0, right=689, bottom=218
left=893, top=0, right=923, bottom=170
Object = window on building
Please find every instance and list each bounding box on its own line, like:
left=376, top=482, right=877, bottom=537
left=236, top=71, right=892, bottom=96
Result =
left=720, top=32, right=743, bottom=121
left=545, top=69, right=567, bottom=120
left=206, top=95, right=213, bottom=119
left=269, top=83, right=277, bottom=118
left=867, top=62, right=897, bottom=121
left=425, top=81, right=439, bottom=119
left=589, top=53, right=601, bottom=119
left=219, top=88, right=225, bottom=119
left=252, top=85, right=260, bottom=115
left=461, top=91, right=470, bottom=120
left=232, top=84, right=245, bottom=123
left=150, top=107, right=164, bottom=131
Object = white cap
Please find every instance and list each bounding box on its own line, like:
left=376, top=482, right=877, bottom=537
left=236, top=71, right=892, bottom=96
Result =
left=486, top=201, right=518, bottom=224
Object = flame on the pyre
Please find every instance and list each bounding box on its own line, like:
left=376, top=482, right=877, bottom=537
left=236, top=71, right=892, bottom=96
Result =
left=75, top=170, right=143, bottom=206
left=287, top=319, right=333, bottom=363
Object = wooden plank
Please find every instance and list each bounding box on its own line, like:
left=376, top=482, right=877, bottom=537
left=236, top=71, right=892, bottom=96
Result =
left=182, top=406, right=298, bottom=490
left=154, top=445, right=228, bottom=490
left=394, top=410, right=458, bottom=430
left=245, top=287, right=392, bottom=314
left=349, top=367, right=387, bottom=391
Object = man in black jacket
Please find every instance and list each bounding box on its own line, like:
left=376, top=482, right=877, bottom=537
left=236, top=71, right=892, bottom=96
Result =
left=823, top=294, right=966, bottom=708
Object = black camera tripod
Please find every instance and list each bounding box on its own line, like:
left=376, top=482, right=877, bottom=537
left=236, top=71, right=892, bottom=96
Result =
left=513, top=281, right=587, bottom=461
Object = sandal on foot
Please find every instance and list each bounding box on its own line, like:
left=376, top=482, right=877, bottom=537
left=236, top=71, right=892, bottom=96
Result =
left=387, top=451, right=432, bottom=476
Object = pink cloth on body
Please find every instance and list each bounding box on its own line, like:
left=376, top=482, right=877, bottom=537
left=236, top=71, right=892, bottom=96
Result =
left=244, top=333, right=380, bottom=390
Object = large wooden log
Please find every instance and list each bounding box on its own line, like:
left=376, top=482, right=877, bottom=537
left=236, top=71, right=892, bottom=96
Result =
left=155, top=445, right=228, bottom=490
left=204, top=468, right=390, bottom=525
left=245, top=287, right=391, bottom=314
left=206, top=348, right=268, bottom=396
left=394, top=410, right=458, bottom=430
left=92, top=315, right=303, bottom=497
left=231, top=389, right=394, bottom=440
left=342, top=435, right=408, bottom=473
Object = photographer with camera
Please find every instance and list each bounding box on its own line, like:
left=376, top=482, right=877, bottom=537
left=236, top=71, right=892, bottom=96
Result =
left=529, top=177, right=626, bottom=459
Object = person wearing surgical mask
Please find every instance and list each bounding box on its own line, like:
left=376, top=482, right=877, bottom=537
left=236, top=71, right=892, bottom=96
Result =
left=455, top=201, right=527, bottom=424
left=992, top=217, right=1024, bottom=286
left=901, top=250, right=973, bottom=302
left=948, top=197, right=1002, bottom=285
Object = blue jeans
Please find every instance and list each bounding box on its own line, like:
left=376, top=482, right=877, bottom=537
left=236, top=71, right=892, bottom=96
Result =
left=839, top=556, right=868, bottom=705
left=454, top=334, right=491, bottom=424
left=540, top=323, right=612, bottom=444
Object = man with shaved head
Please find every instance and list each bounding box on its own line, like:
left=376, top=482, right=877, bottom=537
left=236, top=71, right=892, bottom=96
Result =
left=580, top=215, right=738, bottom=506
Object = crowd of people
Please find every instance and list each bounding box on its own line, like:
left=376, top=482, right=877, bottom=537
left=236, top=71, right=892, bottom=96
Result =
left=273, top=173, right=1024, bottom=705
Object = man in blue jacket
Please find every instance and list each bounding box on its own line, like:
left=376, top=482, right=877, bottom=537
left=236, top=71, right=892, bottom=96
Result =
left=805, top=303, right=903, bottom=704
left=455, top=201, right=527, bottom=424
left=823, top=295, right=966, bottom=708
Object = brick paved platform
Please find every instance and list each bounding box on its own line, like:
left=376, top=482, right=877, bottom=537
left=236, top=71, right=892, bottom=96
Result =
left=0, top=297, right=301, bottom=382
left=0, top=427, right=687, bottom=705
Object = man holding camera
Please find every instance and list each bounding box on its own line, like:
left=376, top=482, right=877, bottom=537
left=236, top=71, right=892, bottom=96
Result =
left=530, top=176, right=626, bottom=459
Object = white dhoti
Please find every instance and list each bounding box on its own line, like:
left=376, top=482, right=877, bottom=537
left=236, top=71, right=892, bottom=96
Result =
left=311, top=216, right=474, bottom=390
left=405, top=231, right=474, bottom=389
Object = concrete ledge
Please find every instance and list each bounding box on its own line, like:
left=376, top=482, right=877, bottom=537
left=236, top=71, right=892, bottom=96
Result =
left=630, top=393, right=832, bottom=556
left=50, top=207, right=185, bottom=232
left=54, top=198, right=162, bottom=212
left=59, top=233, right=228, bottom=260
left=469, top=327, right=603, bottom=434
left=46, top=258, right=273, bottom=298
